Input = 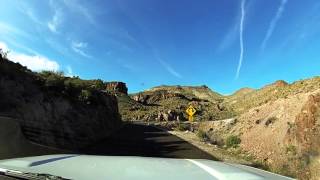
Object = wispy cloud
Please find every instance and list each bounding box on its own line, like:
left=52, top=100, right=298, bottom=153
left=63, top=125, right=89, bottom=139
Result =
left=260, top=0, right=288, bottom=51
left=48, top=9, right=63, bottom=33
left=235, top=0, right=246, bottom=80
left=116, top=59, right=137, bottom=72
left=0, top=41, right=59, bottom=71
left=22, top=7, right=43, bottom=25
left=155, top=54, right=182, bottom=79
left=71, top=41, right=92, bottom=58
left=0, top=22, right=31, bottom=39
left=216, top=22, right=238, bottom=53
left=62, top=0, right=95, bottom=25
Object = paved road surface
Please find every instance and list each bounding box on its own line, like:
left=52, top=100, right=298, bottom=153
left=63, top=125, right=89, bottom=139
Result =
left=0, top=118, right=216, bottom=161
left=81, top=124, right=216, bottom=160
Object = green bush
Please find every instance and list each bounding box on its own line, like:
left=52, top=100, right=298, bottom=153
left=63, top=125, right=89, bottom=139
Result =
left=225, top=135, right=241, bottom=148
left=197, top=130, right=207, bottom=141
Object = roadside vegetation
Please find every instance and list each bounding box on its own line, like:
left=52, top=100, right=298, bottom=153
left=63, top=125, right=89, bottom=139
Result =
left=0, top=52, right=110, bottom=106
left=37, top=70, right=108, bottom=105
left=225, top=135, right=241, bottom=148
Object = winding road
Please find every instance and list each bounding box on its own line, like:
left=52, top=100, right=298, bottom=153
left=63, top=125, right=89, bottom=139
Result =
left=81, top=123, right=216, bottom=160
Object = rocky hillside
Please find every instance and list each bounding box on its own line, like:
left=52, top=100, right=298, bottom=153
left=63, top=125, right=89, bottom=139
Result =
left=197, top=78, right=320, bottom=179
left=0, top=56, right=122, bottom=150
left=224, top=78, right=320, bottom=114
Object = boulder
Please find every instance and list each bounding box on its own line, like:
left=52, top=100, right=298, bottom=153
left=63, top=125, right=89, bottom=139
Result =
left=155, top=110, right=185, bottom=122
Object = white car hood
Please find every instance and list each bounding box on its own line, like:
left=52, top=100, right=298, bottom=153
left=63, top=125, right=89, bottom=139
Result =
left=0, top=154, right=294, bottom=180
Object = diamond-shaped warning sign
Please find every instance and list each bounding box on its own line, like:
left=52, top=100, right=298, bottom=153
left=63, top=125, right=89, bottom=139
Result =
left=186, top=105, right=196, bottom=117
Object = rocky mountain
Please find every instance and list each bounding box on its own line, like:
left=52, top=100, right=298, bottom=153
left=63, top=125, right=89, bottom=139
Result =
left=117, top=85, right=235, bottom=122
left=0, top=56, right=122, bottom=150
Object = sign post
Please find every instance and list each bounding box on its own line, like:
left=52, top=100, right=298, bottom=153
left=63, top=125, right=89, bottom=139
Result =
left=185, top=105, right=196, bottom=122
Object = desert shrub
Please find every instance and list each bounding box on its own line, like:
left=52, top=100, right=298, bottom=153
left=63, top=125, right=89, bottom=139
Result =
left=64, top=77, right=105, bottom=91
left=287, top=122, right=295, bottom=129
left=176, top=123, right=189, bottom=131
left=197, top=129, right=208, bottom=141
left=225, top=135, right=241, bottom=148
left=39, top=70, right=64, bottom=78
left=265, top=116, right=277, bottom=126
left=89, top=79, right=105, bottom=90
left=286, top=145, right=297, bottom=155
left=39, top=70, right=65, bottom=91
left=78, top=89, right=92, bottom=102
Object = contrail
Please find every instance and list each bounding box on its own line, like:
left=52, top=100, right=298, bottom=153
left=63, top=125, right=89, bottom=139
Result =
left=261, top=0, right=288, bottom=51
left=235, top=0, right=246, bottom=80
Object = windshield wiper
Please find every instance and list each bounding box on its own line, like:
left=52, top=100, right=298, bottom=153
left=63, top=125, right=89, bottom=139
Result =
left=0, top=168, right=70, bottom=180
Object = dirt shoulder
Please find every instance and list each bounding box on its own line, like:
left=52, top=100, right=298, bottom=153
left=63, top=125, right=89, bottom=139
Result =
left=167, top=130, right=255, bottom=165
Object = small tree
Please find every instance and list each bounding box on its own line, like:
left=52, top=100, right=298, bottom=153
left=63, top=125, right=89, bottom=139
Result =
left=0, top=48, right=9, bottom=59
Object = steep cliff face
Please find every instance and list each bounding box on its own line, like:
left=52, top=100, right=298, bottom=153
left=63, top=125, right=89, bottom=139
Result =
left=105, top=82, right=128, bottom=94
left=0, top=57, right=122, bottom=150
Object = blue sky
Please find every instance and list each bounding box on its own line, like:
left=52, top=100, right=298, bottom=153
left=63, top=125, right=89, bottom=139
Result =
left=0, top=0, right=320, bottom=94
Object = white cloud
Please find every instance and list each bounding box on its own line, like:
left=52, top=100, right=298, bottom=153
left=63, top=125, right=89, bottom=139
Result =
left=0, top=42, right=9, bottom=52
left=0, top=41, right=59, bottom=71
left=260, top=0, right=288, bottom=51
left=71, top=41, right=92, bottom=58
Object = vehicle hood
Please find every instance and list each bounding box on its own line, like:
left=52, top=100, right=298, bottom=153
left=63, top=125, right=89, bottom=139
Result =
left=0, top=154, right=294, bottom=180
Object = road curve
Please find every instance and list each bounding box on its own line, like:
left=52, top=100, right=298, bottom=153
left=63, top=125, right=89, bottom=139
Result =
left=81, top=123, right=217, bottom=160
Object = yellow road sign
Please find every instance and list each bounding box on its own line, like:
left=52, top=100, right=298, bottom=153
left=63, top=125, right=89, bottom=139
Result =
left=186, top=105, right=196, bottom=117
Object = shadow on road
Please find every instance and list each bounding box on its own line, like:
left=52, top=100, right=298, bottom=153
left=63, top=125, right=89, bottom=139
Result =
left=0, top=117, right=217, bottom=161
left=80, top=124, right=217, bottom=160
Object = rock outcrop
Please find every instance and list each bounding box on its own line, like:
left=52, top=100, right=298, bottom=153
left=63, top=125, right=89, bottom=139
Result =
left=0, top=57, right=122, bottom=150
left=284, top=93, right=320, bottom=179
left=105, top=82, right=128, bottom=94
